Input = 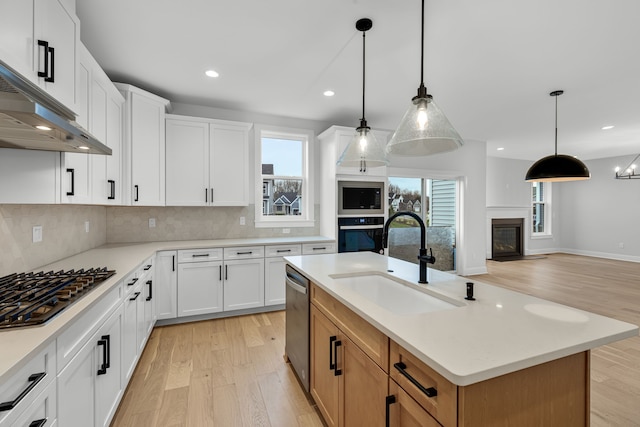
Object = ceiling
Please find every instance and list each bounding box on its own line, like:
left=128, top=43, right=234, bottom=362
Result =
left=76, top=0, right=640, bottom=162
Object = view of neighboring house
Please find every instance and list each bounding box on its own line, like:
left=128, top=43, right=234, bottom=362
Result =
left=262, top=164, right=302, bottom=215
left=389, top=193, right=424, bottom=214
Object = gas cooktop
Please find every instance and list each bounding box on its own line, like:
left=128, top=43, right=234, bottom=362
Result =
left=0, top=267, right=116, bottom=330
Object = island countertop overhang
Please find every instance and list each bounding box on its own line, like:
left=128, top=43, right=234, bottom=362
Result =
left=284, top=251, right=639, bottom=386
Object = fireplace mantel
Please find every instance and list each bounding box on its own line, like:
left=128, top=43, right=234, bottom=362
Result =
left=486, top=207, right=531, bottom=259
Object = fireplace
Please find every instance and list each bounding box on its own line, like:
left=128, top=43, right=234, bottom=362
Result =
left=491, top=218, right=524, bottom=260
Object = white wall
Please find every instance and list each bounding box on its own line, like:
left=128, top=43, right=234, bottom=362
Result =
left=389, top=139, right=488, bottom=276
left=486, top=155, right=640, bottom=262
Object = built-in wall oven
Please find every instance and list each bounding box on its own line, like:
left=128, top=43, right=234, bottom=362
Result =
left=338, top=216, right=384, bottom=253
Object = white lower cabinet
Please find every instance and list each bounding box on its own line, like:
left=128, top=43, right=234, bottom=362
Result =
left=9, top=377, right=56, bottom=427
left=223, top=258, right=265, bottom=311
left=177, top=248, right=224, bottom=317
left=57, top=304, right=123, bottom=427
left=155, top=251, right=177, bottom=320
left=122, top=280, right=140, bottom=383
left=264, top=244, right=301, bottom=306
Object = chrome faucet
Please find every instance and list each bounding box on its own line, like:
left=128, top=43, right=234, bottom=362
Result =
left=382, top=211, right=436, bottom=284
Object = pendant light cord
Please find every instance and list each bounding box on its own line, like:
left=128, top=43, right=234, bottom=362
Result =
left=420, top=0, right=425, bottom=85
left=361, top=29, right=366, bottom=124
left=554, top=93, right=558, bottom=156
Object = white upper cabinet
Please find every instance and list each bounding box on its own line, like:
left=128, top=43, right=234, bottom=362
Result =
left=0, top=0, right=79, bottom=111
left=117, top=84, right=170, bottom=206
left=0, top=148, right=60, bottom=204
left=166, top=115, right=251, bottom=207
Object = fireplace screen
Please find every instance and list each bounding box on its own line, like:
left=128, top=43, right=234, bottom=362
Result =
left=492, top=218, right=524, bottom=260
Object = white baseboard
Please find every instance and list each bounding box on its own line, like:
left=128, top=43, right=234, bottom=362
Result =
left=461, top=265, right=489, bottom=276
left=557, top=248, right=640, bottom=264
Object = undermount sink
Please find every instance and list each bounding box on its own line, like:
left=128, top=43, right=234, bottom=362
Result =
left=329, top=272, right=462, bottom=315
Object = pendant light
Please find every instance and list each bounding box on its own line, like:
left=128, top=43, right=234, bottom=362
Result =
left=386, top=0, right=463, bottom=156
left=525, top=90, right=591, bottom=182
left=336, top=18, right=388, bottom=172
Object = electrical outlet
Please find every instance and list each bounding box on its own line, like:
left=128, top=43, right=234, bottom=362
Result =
left=282, top=228, right=290, bottom=234
left=240, top=216, right=246, bottom=226
left=149, top=218, right=156, bottom=228
left=32, top=226, right=43, bottom=243
left=85, top=221, right=90, bottom=233
left=619, top=242, right=624, bottom=249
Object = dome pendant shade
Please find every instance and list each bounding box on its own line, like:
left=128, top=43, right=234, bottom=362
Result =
left=336, top=124, right=388, bottom=170
left=525, top=154, right=591, bottom=182
left=525, top=90, right=591, bottom=182
left=386, top=93, right=464, bottom=156
left=336, top=18, right=388, bottom=171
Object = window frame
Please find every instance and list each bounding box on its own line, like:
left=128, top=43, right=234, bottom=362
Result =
left=254, top=124, right=314, bottom=228
left=531, top=181, right=552, bottom=238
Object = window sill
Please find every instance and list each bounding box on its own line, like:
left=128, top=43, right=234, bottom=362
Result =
left=531, top=234, right=553, bottom=240
left=255, top=219, right=315, bottom=228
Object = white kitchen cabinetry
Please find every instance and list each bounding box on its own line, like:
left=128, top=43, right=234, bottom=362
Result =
left=9, top=377, right=56, bottom=427
left=302, top=242, right=336, bottom=255
left=0, top=0, right=78, bottom=110
left=0, top=149, right=60, bottom=204
left=0, top=341, right=56, bottom=426
left=223, top=246, right=265, bottom=311
left=117, top=83, right=170, bottom=206
left=57, top=304, right=123, bottom=427
left=155, top=251, right=178, bottom=320
left=264, top=244, right=301, bottom=306
left=122, top=272, right=141, bottom=383
left=165, top=115, right=252, bottom=206
left=177, top=248, right=224, bottom=317
left=60, top=152, right=92, bottom=204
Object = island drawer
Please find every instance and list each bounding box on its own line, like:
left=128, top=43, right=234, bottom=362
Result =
left=311, top=283, right=388, bottom=371
left=178, top=248, right=223, bottom=263
left=390, top=340, right=457, bottom=427
left=0, top=340, right=56, bottom=426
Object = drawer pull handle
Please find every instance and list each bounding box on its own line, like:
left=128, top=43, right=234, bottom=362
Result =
left=192, top=254, right=210, bottom=258
left=393, top=362, right=437, bottom=397
left=29, top=419, right=47, bottom=427
left=385, top=395, right=396, bottom=427
left=0, top=372, right=46, bottom=412
left=143, top=264, right=152, bottom=270
left=312, top=247, right=326, bottom=251
left=237, top=251, right=253, bottom=255
left=276, top=249, right=291, bottom=253
left=127, top=277, right=138, bottom=286
left=129, top=291, right=141, bottom=301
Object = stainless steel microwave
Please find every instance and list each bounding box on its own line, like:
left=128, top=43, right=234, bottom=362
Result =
left=338, top=181, right=384, bottom=215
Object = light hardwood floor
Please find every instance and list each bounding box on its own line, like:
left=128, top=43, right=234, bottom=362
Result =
left=111, top=253, right=640, bottom=426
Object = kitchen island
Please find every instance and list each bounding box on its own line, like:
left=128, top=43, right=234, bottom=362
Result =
left=285, top=251, right=638, bottom=426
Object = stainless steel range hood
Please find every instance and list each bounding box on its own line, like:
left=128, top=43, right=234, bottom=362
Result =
left=0, top=59, right=111, bottom=155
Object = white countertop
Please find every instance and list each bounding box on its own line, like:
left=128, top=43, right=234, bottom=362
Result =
left=285, top=251, right=639, bottom=386
left=0, top=236, right=333, bottom=381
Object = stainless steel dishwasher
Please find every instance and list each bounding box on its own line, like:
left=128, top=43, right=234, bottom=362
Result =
left=285, top=264, right=310, bottom=392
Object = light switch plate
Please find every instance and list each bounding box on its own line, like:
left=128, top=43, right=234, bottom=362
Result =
left=149, top=218, right=156, bottom=228
left=32, top=226, right=43, bottom=243
left=85, top=221, right=90, bottom=233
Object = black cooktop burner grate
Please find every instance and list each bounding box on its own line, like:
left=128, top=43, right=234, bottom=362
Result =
left=0, top=267, right=116, bottom=329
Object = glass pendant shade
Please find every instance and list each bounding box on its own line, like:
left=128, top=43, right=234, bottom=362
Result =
left=337, top=125, right=388, bottom=168
left=525, top=154, right=591, bottom=182
left=386, top=95, right=464, bottom=156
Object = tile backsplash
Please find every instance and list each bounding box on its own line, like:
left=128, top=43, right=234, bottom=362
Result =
left=0, top=205, right=107, bottom=276
left=106, top=204, right=320, bottom=243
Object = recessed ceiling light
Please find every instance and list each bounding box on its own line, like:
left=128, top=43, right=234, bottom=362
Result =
left=323, top=90, right=335, bottom=97
left=601, top=125, right=614, bottom=130
left=205, top=70, right=219, bottom=78
left=497, top=147, right=504, bottom=151
left=35, top=125, right=51, bottom=131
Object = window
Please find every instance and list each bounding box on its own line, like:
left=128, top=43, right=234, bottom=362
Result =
left=532, top=182, right=551, bottom=235
left=255, top=125, right=314, bottom=227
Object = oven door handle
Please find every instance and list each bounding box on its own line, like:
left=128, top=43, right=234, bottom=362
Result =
left=339, top=225, right=383, bottom=230
left=286, top=276, right=307, bottom=294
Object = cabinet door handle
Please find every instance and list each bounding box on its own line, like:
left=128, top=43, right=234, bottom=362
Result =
left=172, top=255, right=175, bottom=272
left=225, top=264, right=228, bottom=280
left=329, top=336, right=336, bottom=370
left=103, top=334, right=111, bottom=369
left=385, top=395, right=396, bottom=427
left=29, top=419, right=47, bottom=427
left=66, top=168, right=75, bottom=196
left=97, top=338, right=108, bottom=375
left=134, top=185, right=139, bottom=202
left=37, top=40, right=49, bottom=79
left=393, top=362, right=437, bottom=397
left=108, top=180, right=115, bottom=200
left=205, top=188, right=208, bottom=203
left=219, top=265, right=222, bottom=281
left=47, top=46, right=55, bottom=83
left=0, top=372, right=46, bottom=412
left=146, top=280, right=153, bottom=301
left=129, top=291, right=141, bottom=301
left=333, top=340, right=342, bottom=376
left=210, top=188, right=213, bottom=202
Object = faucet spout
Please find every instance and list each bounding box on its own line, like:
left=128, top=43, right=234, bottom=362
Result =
left=382, top=211, right=433, bottom=284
